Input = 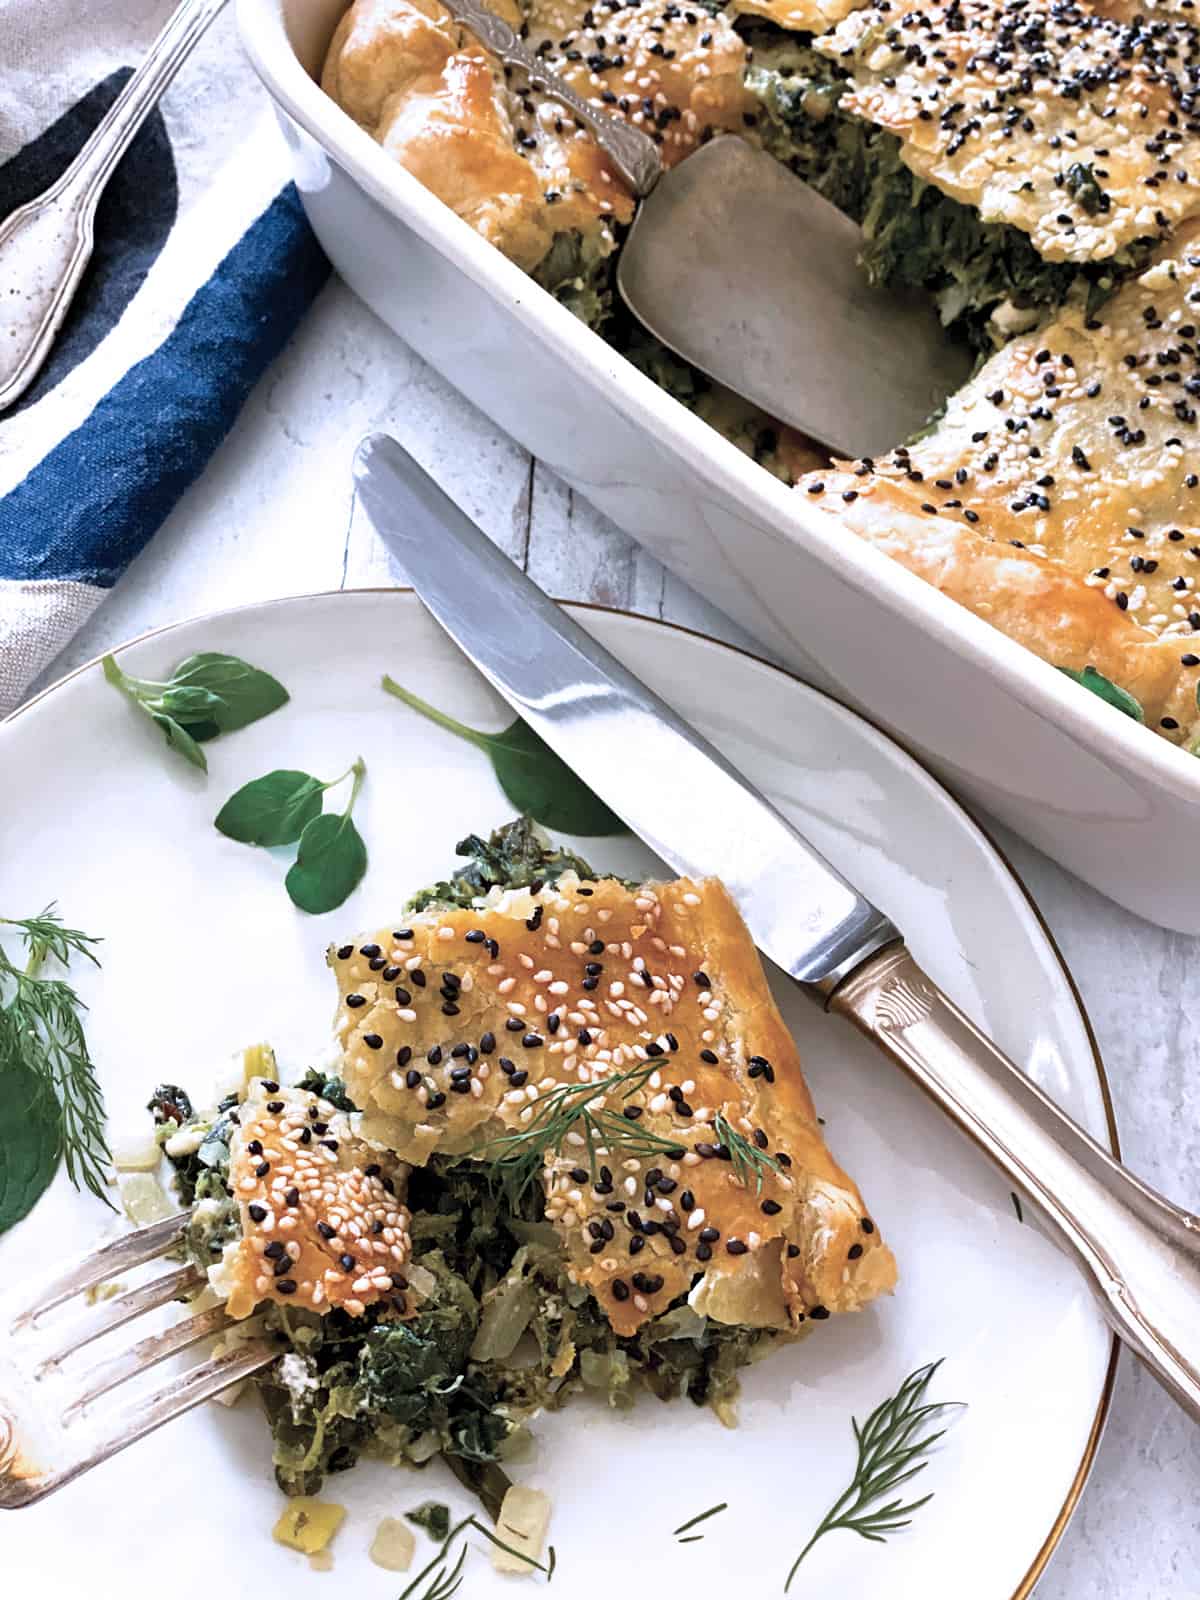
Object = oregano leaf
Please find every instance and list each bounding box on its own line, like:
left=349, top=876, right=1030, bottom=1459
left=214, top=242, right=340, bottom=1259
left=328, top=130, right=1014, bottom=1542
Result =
left=285, top=813, right=369, bottom=914
left=381, top=675, right=624, bottom=835
left=216, top=770, right=325, bottom=846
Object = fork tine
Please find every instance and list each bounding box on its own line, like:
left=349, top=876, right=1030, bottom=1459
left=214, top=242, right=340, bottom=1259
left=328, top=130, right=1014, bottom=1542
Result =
left=74, top=1337, right=278, bottom=1489
left=34, top=1264, right=202, bottom=1374
left=60, top=1303, right=233, bottom=1423
left=11, top=1212, right=189, bottom=1330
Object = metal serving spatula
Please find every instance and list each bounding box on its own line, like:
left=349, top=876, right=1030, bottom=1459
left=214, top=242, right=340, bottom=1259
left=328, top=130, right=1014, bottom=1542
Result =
left=356, top=429, right=1200, bottom=1425
left=436, top=0, right=973, bottom=456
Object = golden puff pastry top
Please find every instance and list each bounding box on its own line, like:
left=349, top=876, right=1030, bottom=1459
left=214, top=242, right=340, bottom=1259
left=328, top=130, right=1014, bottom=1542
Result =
left=330, top=872, right=895, bottom=1338
left=817, top=0, right=1200, bottom=263
left=817, top=220, right=1200, bottom=686
left=223, top=1077, right=413, bottom=1320
left=322, top=0, right=751, bottom=273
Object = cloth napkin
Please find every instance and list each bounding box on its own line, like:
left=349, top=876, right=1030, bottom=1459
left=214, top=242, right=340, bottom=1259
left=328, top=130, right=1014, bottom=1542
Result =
left=0, top=0, right=330, bottom=715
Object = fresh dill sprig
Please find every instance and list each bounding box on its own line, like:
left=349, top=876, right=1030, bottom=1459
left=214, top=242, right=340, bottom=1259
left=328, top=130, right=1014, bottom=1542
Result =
left=784, top=1360, right=962, bottom=1589
left=0, top=907, right=111, bottom=1207
left=399, top=1513, right=552, bottom=1599
left=713, top=1112, right=781, bottom=1193
left=672, top=1502, right=728, bottom=1538
left=471, top=1060, right=685, bottom=1204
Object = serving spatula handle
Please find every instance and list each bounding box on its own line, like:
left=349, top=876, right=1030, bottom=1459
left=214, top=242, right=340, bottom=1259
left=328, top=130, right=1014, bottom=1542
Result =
left=831, top=942, right=1200, bottom=1416
left=434, top=0, right=663, bottom=195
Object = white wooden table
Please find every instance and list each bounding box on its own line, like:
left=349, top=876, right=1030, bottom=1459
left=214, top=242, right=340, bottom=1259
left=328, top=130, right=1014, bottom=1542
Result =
left=25, top=279, right=1200, bottom=1599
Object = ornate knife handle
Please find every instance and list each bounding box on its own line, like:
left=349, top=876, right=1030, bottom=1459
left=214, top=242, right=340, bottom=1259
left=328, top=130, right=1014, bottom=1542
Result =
left=435, top=0, right=663, bottom=196
left=831, top=943, right=1200, bottom=1418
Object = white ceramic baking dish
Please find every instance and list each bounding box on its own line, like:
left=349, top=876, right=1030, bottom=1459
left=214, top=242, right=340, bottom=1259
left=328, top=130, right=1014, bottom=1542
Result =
left=238, top=0, right=1200, bottom=934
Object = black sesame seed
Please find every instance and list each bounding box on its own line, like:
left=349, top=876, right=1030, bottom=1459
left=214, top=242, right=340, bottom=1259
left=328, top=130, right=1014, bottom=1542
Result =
left=275, top=1278, right=297, bottom=1295
left=264, top=1240, right=285, bottom=1260
left=394, top=987, right=412, bottom=1006
left=465, top=929, right=486, bottom=943
left=761, top=1198, right=783, bottom=1215
left=247, top=1139, right=263, bottom=1156
left=317, top=1221, right=336, bottom=1239
left=248, top=1203, right=267, bottom=1223
left=427, top=1091, right=447, bottom=1109
left=254, top=1161, right=270, bottom=1178
left=612, top=1279, right=630, bottom=1301
left=848, top=1243, right=864, bottom=1260
left=449, top=1078, right=471, bottom=1094
left=480, top=1031, right=496, bottom=1054
left=509, top=1070, right=529, bottom=1087
left=382, top=965, right=401, bottom=982
left=285, top=1187, right=300, bottom=1207
left=346, top=994, right=366, bottom=1008
left=405, top=1069, right=421, bottom=1088
left=698, top=1226, right=719, bottom=1243
left=522, top=1033, right=544, bottom=1049
left=427, top=1046, right=443, bottom=1065
left=809, top=1305, right=831, bottom=1320
left=337, top=945, right=353, bottom=960
left=506, top=1017, right=524, bottom=1032
left=359, top=944, right=381, bottom=959
left=411, top=969, right=427, bottom=988
left=692, top=971, right=711, bottom=987
left=578, top=1029, right=593, bottom=1046
left=726, top=1239, right=748, bottom=1255
left=696, top=1242, right=713, bottom=1262
left=699, top=1049, right=718, bottom=1064
left=397, top=1045, right=412, bottom=1067
left=339, top=1252, right=355, bottom=1270
left=861, top=1218, right=875, bottom=1234
left=362, top=1034, right=383, bottom=1050
left=629, top=1234, right=646, bottom=1254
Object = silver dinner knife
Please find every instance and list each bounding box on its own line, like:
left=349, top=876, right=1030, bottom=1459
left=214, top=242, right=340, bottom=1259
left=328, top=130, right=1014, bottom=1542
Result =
left=354, top=430, right=1200, bottom=1422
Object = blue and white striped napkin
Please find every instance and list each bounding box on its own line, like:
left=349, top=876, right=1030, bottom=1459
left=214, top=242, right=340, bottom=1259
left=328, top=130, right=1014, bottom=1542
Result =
left=0, top=0, right=330, bottom=714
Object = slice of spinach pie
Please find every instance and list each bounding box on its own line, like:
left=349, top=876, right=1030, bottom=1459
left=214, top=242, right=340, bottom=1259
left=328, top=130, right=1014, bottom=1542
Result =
left=156, top=821, right=894, bottom=1507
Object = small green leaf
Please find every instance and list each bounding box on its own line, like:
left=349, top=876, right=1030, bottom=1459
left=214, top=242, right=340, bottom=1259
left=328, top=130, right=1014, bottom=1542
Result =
left=382, top=675, right=624, bottom=835
left=150, top=713, right=209, bottom=771
left=153, top=684, right=226, bottom=723
left=102, top=649, right=289, bottom=771
left=285, top=813, right=369, bottom=914
left=1058, top=665, right=1144, bottom=722
left=0, top=1058, right=61, bottom=1235
left=482, top=718, right=624, bottom=833
left=170, top=652, right=290, bottom=733
left=216, top=770, right=325, bottom=846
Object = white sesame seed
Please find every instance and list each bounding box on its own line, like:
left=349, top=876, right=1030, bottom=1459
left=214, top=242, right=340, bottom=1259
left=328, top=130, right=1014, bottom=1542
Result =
left=687, top=1208, right=706, bottom=1229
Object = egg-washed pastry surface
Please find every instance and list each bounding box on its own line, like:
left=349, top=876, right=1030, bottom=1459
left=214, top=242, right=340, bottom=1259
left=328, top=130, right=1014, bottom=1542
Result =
left=816, top=0, right=1200, bottom=265
left=222, top=1078, right=413, bottom=1319
left=323, top=0, right=750, bottom=277
left=796, top=221, right=1200, bottom=742
left=332, top=866, right=895, bottom=1336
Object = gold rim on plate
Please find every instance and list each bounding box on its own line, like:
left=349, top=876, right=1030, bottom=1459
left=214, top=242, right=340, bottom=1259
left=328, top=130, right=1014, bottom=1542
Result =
left=3, top=586, right=1119, bottom=1595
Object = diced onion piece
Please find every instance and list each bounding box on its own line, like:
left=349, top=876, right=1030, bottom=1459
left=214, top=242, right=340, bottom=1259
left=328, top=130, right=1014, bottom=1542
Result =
left=272, top=1498, right=346, bottom=1554
left=369, top=1517, right=416, bottom=1572
left=111, top=1133, right=161, bottom=1172
left=119, top=1173, right=174, bottom=1225
left=242, top=1041, right=278, bottom=1090
left=491, top=1485, right=551, bottom=1575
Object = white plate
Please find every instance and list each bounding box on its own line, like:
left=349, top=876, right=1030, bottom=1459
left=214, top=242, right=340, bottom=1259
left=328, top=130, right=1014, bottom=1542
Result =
left=0, top=591, right=1114, bottom=1598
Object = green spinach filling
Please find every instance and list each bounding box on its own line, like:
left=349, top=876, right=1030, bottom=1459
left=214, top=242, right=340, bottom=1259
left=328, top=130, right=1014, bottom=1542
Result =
left=157, top=819, right=785, bottom=1508
left=742, top=30, right=1155, bottom=353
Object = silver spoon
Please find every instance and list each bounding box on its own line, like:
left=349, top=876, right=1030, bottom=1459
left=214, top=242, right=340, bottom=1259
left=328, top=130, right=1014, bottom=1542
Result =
left=436, top=0, right=972, bottom=455
left=0, top=0, right=230, bottom=415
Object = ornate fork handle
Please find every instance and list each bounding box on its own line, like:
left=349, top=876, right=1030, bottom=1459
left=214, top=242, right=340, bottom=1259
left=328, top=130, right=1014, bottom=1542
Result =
left=435, top=0, right=663, bottom=197
left=0, top=0, right=230, bottom=413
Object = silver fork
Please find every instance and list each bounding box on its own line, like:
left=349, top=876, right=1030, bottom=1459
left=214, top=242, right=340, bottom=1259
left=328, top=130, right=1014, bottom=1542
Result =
left=0, top=1212, right=275, bottom=1508
left=0, top=0, right=230, bottom=415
